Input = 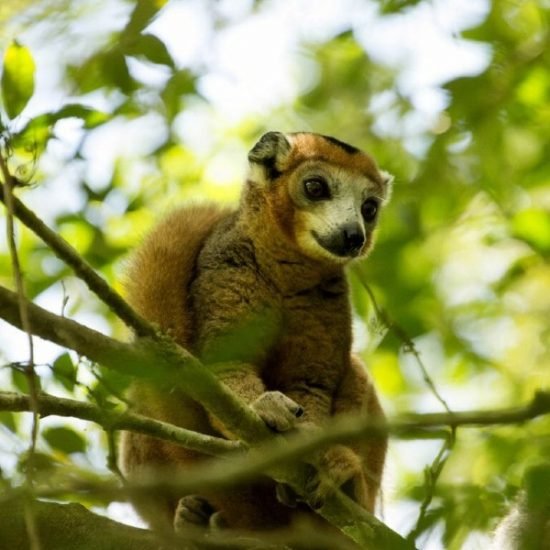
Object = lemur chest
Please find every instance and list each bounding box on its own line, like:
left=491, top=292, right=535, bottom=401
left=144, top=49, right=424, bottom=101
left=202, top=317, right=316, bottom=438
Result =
left=263, top=285, right=352, bottom=392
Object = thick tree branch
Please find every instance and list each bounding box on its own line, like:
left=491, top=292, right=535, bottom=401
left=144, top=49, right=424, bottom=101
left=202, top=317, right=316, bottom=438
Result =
left=0, top=496, right=365, bottom=550
left=0, top=283, right=269, bottom=443
left=0, top=497, right=170, bottom=550
left=0, top=182, right=157, bottom=339
left=0, top=391, right=241, bottom=456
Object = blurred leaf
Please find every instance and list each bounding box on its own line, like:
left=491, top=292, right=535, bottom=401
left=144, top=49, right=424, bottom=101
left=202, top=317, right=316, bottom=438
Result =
left=0, top=411, right=17, bottom=433
left=124, top=0, right=168, bottom=37
left=43, top=426, right=87, bottom=455
left=52, top=104, right=110, bottom=128
left=524, top=463, right=550, bottom=509
left=124, top=33, right=174, bottom=68
left=161, top=70, right=197, bottom=122
left=379, top=0, right=423, bottom=14
left=52, top=353, right=77, bottom=392
left=90, top=365, right=131, bottom=407
left=17, top=451, right=58, bottom=475
left=204, top=309, right=280, bottom=366
left=512, top=208, right=550, bottom=253
left=69, top=50, right=136, bottom=94
left=1, top=41, right=35, bottom=119
left=10, top=367, right=28, bottom=393
left=14, top=104, right=109, bottom=153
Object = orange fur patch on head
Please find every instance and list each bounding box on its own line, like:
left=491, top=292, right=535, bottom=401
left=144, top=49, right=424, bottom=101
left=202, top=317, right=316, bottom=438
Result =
left=284, top=133, right=386, bottom=193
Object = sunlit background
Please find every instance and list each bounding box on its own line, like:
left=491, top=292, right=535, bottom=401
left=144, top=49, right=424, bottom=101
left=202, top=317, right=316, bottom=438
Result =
left=0, top=0, right=549, bottom=548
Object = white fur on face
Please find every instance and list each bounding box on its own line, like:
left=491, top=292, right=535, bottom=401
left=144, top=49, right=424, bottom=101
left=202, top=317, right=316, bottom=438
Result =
left=290, top=163, right=389, bottom=264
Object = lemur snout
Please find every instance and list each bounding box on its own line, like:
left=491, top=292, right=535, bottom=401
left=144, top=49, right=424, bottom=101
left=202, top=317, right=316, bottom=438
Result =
left=313, top=223, right=365, bottom=258
left=342, top=223, right=365, bottom=256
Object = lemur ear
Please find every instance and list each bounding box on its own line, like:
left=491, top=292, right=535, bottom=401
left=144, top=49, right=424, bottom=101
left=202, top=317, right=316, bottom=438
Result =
left=248, top=132, right=292, bottom=181
left=380, top=170, right=394, bottom=201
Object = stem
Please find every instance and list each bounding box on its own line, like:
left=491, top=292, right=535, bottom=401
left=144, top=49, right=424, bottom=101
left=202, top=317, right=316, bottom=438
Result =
left=352, top=266, right=452, bottom=414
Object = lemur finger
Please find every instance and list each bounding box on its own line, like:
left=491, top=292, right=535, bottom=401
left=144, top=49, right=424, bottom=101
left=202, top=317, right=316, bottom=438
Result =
left=174, top=495, right=216, bottom=531
left=252, top=391, right=303, bottom=432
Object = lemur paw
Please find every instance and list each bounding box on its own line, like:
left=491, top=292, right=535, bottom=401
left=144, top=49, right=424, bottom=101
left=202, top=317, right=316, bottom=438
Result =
left=174, top=495, right=222, bottom=532
left=305, top=445, right=368, bottom=510
left=251, top=391, right=303, bottom=432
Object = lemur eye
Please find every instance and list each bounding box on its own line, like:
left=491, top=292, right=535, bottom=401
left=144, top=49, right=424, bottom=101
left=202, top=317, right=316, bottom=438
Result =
left=304, top=178, right=330, bottom=200
left=361, top=198, right=379, bottom=222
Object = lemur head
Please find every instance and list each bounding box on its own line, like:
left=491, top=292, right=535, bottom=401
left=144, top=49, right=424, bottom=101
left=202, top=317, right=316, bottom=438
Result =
left=246, top=131, right=392, bottom=264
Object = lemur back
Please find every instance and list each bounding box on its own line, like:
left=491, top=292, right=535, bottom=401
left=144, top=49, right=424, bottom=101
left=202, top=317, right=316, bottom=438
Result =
left=125, top=204, right=230, bottom=347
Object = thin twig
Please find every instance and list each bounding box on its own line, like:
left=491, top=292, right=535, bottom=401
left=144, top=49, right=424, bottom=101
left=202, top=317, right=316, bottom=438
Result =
left=0, top=145, right=42, bottom=550
left=0, top=181, right=157, bottom=339
left=407, top=430, right=455, bottom=542
left=352, top=266, right=452, bottom=414
left=355, top=273, right=455, bottom=538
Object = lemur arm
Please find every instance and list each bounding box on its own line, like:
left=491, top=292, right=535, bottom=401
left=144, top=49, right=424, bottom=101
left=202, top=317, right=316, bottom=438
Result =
left=191, top=265, right=301, bottom=438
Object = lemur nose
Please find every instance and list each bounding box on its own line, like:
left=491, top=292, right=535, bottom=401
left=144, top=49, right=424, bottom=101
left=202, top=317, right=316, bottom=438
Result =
left=342, top=224, right=365, bottom=255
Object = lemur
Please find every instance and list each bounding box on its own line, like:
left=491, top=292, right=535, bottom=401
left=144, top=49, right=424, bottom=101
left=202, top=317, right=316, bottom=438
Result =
left=120, top=131, right=392, bottom=532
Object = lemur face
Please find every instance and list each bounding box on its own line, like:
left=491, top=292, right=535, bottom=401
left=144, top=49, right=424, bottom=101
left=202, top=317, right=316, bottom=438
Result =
left=288, top=159, right=386, bottom=263
left=247, top=131, right=392, bottom=264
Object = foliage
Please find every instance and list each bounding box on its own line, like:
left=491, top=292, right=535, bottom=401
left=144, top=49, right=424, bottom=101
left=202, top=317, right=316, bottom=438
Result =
left=0, top=0, right=549, bottom=548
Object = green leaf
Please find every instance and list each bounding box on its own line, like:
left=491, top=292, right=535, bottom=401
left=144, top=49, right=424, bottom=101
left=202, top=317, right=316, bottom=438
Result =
left=0, top=412, right=17, bottom=433
left=512, top=208, right=550, bottom=253
left=1, top=41, right=35, bottom=119
left=124, top=33, right=174, bottom=68
left=11, top=367, right=28, bottom=393
left=125, top=0, right=168, bottom=37
left=13, top=104, right=109, bottom=153
left=161, top=70, right=196, bottom=122
left=52, top=353, right=77, bottom=392
left=50, top=104, right=110, bottom=128
left=379, top=0, right=423, bottom=13
left=17, top=451, right=58, bottom=475
left=43, top=426, right=87, bottom=454
left=69, top=51, right=136, bottom=95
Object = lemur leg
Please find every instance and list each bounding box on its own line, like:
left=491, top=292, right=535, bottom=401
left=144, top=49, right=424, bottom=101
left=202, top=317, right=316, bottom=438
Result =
left=283, top=356, right=386, bottom=511
left=331, top=355, right=387, bottom=512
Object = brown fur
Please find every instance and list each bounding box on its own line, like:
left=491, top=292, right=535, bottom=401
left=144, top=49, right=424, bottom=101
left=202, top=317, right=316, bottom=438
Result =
left=120, top=132, right=390, bottom=533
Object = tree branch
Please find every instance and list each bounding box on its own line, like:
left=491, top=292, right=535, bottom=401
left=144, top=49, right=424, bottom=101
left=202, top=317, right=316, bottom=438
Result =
left=0, top=495, right=368, bottom=550
left=0, top=181, right=157, bottom=339
left=6, top=389, right=549, bottom=503
left=0, top=497, right=170, bottom=550
left=0, top=283, right=268, bottom=443
left=0, top=391, right=241, bottom=456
